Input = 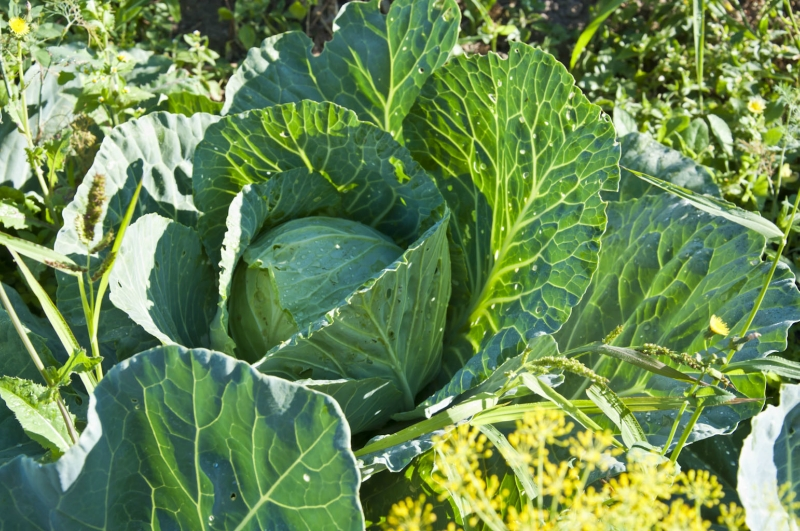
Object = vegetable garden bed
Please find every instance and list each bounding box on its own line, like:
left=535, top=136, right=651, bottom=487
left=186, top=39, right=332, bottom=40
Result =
left=0, top=0, right=798, bottom=529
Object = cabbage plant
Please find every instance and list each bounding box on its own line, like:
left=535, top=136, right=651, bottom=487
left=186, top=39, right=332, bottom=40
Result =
left=0, top=0, right=799, bottom=527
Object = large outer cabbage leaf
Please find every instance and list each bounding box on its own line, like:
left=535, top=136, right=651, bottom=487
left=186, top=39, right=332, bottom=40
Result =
left=223, top=0, right=459, bottom=139
left=555, top=189, right=800, bottom=444
left=55, top=112, right=220, bottom=362
left=738, top=384, right=800, bottom=530
left=0, top=346, right=362, bottom=530
left=302, top=378, right=406, bottom=434
left=109, top=213, right=217, bottom=348
left=404, top=42, right=620, bottom=377
left=0, top=116, right=31, bottom=191
left=555, top=191, right=799, bottom=360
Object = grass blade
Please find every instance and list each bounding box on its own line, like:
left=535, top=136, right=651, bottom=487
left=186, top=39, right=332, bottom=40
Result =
left=519, top=373, right=615, bottom=439
left=693, top=0, right=705, bottom=106
left=354, top=398, right=495, bottom=457
left=0, top=231, right=84, bottom=275
left=570, top=0, right=626, bottom=68
left=88, top=177, right=143, bottom=375
left=471, top=395, right=758, bottom=425
left=724, top=356, right=800, bottom=380
left=10, top=249, right=81, bottom=356
left=621, top=165, right=783, bottom=241
left=478, top=424, right=539, bottom=501
left=586, top=384, right=647, bottom=448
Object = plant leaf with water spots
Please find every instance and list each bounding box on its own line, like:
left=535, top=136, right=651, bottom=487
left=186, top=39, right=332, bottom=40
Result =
left=405, top=42, right=619, bottom=377
left=223, top=0, right=459, bottom=139
left=0, top=345, right=362, bottom=530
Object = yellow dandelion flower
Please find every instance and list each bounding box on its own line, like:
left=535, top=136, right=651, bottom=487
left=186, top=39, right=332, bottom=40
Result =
left=747, top=96, right=766, bottom=114
left=709, top=315, right=730, bottom=336
left=8, top=17, right=29, bottom=37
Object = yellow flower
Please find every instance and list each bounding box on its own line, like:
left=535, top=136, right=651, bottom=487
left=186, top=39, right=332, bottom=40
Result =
left=709, top=315, right=730, bottom=336
left=8, top=17, right=29, bottom=37
left=717, top=502, right=747, bottom=531
left=747, top=96, right=766, bottom=114
left=382, top=495, right=437, bottom=531
left=676, top=469, right=724, bottom=508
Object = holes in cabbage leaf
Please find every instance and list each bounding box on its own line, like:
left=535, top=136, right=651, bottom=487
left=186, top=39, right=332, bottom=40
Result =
left=230, top=493, right=237, bottom=500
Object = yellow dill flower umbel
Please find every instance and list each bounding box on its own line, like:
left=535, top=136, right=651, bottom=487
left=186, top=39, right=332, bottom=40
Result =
left=709, top=314, right=730, bottom=336
left=8, top=16, right=29, bottom=37
left=747, top=96, right=766, bottom=114
left=383, top=494, right=437, bottom=531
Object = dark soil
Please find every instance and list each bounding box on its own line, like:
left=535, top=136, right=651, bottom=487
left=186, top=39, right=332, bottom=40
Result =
left=183, top=0, right=598, bottom=56
left=540, top=0, right=594, bottom=32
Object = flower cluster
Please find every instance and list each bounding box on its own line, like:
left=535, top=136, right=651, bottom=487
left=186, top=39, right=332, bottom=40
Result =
left=382, top=409, right=749, bottom=531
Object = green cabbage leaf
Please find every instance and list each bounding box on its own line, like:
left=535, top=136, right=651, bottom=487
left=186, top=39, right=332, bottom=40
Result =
left=0, top=345, right=362, bottom=530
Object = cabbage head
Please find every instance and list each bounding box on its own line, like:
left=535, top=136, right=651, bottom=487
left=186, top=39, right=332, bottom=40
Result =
left=230, top=216, right=404, bottom=360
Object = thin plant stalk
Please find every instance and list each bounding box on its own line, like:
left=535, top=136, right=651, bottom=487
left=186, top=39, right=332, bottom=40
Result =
left=669, top=400, right=704, bottom=463
left=728, top=181, right=800, bottom=366
left=693, top=0, right=705, bottom=109
left=86, top=177, right=144, bottom=380
left=14, top=41, right=57, bottom=224
left=6, top=248, right=97, bottom=393
left=660, top=366, right=707, bottom=456
left=0, top=282, right=48, bottom=377
left=660, top=400, right=688, bottom=456
left=0, top=34, right=14, bottom=107
left=783, top=0, right=800, bottom=84
left=0, top=282, right=78, bottom=445
left=771, top=145, right=788, bottom=221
